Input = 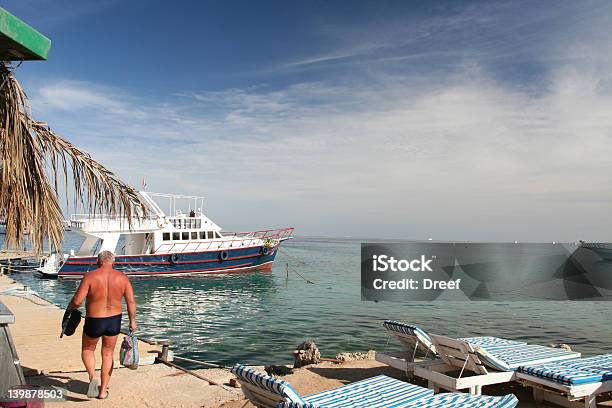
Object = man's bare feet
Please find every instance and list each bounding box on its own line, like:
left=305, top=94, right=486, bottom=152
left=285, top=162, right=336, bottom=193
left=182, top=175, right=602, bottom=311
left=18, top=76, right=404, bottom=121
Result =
left=97, top=388, right=109, bottom=399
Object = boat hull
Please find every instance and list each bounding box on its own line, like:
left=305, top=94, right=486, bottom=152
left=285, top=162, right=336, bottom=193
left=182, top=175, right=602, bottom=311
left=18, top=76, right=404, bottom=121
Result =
left=58, top=245, right=278, bottom=279
left=582, top=245, right=612, bottom=261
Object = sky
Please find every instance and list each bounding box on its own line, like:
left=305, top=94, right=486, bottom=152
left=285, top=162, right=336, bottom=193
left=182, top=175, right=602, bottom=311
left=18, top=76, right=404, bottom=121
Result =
left=5, top=0, right=612, bottom=241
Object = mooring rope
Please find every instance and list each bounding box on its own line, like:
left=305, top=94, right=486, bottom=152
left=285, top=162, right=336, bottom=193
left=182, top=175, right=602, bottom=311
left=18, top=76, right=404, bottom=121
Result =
left=277, top=247, right=306, bottom=265
left=277, top=248, right=314, bottom=284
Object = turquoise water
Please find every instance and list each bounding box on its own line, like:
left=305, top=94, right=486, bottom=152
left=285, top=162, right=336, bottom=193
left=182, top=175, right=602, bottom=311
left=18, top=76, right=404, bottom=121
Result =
left=7, top=233, right=612, bottom=367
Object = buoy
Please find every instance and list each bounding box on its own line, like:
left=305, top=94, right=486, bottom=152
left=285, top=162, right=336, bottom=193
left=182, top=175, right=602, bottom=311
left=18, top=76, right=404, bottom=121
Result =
left=219, top=250, right=229, bottom=261
left=169, top=253, right=180, bottom=264
left=261, top=246, right=270, bottom=256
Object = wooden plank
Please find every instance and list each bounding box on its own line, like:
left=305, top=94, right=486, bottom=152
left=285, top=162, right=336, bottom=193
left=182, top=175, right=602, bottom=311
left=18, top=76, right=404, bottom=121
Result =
left=413, top=364, right=515, bottom=391
left=0, top=275, right=165, bottom=375
left=375, top=351, right=410, bottom=371
left=516, top=371, right=612, bottom=399
left=429, top=334, right=489, bottom=375
left=375, top=351, right=444, bottom=373
left=0, top=250, right=41, bottom=261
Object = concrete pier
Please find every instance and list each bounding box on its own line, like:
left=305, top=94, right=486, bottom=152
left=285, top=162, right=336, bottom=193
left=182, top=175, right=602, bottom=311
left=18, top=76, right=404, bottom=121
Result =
left=0, top=275, right=163, bottom=375
left=0, top=273, right=243, bottom=407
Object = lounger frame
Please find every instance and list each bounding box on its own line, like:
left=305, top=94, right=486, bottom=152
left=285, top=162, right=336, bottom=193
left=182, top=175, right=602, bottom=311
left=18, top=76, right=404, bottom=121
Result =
left=516, top=371, right=612, bottom=408
left=375, top=324, right=437, bottom=378
left=376, top=329, right=510, bottom=394
left=412, top=334, right=516, bottom=395
left=238, top=382, right=287, bottom=408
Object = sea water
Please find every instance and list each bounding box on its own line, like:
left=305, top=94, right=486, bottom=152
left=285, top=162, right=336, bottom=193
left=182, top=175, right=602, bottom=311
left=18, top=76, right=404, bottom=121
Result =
left=6, top=233, right=612, bottom=366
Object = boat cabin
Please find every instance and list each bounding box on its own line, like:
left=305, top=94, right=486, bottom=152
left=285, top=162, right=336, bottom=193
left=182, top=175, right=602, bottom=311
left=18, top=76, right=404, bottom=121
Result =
left=68, top=192, right=242, bottom=257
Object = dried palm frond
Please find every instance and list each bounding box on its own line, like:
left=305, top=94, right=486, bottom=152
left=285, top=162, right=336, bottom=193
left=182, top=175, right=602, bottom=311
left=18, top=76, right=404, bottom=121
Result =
left=0, top=62, right=147, bottom=253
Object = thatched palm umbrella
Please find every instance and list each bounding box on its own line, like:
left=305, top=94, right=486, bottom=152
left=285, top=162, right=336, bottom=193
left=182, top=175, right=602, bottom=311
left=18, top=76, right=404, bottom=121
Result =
left=0, top=62, right=146, bottom=253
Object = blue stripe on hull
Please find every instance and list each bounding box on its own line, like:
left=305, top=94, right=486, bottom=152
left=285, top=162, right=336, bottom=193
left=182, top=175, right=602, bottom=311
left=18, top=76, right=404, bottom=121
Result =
left=59, top=246, right=277, bottom=278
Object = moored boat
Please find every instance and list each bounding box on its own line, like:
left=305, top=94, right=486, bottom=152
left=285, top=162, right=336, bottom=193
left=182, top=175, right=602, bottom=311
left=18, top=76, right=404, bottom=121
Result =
left=579, top=241, right=612, bottom=261
left=40, top=192, right=293, bottom=278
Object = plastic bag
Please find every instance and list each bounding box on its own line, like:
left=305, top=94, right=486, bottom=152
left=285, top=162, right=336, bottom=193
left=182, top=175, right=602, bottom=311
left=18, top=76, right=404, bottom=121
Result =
left=119, top=331, right=139, bottom=370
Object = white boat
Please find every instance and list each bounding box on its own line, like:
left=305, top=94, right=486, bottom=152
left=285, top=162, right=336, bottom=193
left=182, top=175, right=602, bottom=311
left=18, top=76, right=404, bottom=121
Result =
left=40, top=192, right=293, bottom=279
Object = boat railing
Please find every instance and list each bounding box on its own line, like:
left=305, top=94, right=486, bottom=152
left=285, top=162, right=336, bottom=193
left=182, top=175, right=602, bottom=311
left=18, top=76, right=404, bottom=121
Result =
left=70, top=213, right=158, bottom=221
left=166, top=216, right=206, bottom=230
left=69, top=213, right=160, bottom=232
left=153, top=227, right=294, bottom=254
left=220, top=228, right=295, bottom=241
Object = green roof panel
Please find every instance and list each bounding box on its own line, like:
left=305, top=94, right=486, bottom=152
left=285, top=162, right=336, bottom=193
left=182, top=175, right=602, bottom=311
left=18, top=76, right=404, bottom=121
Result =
left=0, top=7, right=51, bottom=61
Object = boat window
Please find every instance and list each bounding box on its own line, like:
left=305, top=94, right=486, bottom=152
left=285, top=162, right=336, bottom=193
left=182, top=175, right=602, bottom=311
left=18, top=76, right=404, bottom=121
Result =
left=191, top=232, right=197, bottom=239
left=182, top=232, right=189, bottom=240
left=172, top=232, right=180, bottom=240
left=196, top=220, right=201, bottom=229
left=199, top=231, right=206, bottom=239
left=207, top=231, right=215, bottom=240
left=163, top=233, right=170, bottom=241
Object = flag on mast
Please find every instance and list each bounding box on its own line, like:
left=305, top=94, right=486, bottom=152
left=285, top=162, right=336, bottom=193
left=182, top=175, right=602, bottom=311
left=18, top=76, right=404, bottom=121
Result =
left=141, top=177, right=146, bottom=189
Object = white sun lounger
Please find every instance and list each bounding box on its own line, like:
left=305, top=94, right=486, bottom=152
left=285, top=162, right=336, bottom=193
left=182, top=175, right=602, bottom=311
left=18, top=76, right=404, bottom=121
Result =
left=377, top=320, right=581, bottom=395
left=375, top=320, right=528, bottom=378
left=230, top=363, right=519, bottom=408
left=375, top=320, right=440, bottom=376
left=418, top=333, right=580, bottom=395
left=515, top=354, right=612, bottom=408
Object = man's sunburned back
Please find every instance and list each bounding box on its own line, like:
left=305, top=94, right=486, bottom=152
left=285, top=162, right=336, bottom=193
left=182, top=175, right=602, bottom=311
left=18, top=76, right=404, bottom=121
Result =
left=85, top=267, right=127, bottom=318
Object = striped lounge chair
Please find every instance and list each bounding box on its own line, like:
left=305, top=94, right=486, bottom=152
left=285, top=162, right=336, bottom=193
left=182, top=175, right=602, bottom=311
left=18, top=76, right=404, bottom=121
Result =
left=377, top=320, right=532, bottom=381
left=375, top=320, right=439, bottom=375
left=377, top=320, right=529, bottom=372
left=515, top=354, right=612, bottom=408
left=377, top=320, right=581, bottom=395
left=230, top=364, right=518, bottom=408
left=417, top=333, right=581, bottom=395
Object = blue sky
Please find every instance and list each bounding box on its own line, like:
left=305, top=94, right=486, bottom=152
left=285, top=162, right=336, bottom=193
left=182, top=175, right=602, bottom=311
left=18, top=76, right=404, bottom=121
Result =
left=5, top=1, right=612, bottom=240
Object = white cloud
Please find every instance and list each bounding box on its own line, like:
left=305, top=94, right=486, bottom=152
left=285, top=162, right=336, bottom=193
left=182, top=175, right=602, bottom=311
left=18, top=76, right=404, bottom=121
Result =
left=35, top=80, right=128, bottom=112
left=24, top=2, right=612, bottom=241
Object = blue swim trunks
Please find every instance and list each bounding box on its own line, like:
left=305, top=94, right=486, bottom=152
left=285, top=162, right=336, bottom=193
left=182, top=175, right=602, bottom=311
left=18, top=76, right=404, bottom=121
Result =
left=83, top=314, right=122, bottom=338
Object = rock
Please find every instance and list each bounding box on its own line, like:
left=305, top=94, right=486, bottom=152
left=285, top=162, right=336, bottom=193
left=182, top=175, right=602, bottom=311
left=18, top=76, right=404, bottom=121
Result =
left=334, top=350, right=376, bottom=362
left=549, top=343, right=572, bottom=351
left=293, top=341, right=321, bottom=368
left=264, top=365, right=294, bottom=377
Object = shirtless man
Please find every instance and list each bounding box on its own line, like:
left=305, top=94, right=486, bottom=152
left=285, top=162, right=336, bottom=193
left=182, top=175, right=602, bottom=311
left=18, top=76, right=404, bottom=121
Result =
left=68, top=251, right=137, bottom=399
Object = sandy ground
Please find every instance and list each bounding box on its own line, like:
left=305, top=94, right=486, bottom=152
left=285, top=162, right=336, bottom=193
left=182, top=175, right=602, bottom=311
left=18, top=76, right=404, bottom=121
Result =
left=20, top=352, right=612, bottom=407
left=27, top=364, right=242, bottom=408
